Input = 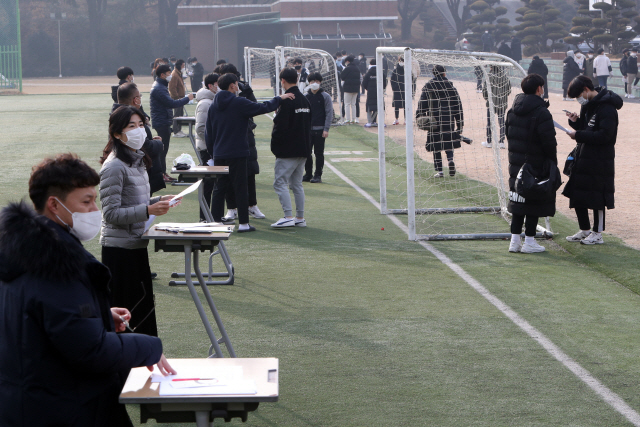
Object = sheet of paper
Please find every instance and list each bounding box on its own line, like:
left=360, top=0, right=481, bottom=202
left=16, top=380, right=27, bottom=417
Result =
left=150, top=365, right=242, bottom=383
left=159, top=380, right=257, bottom=396
left=553, top=120, right=571, bottom=133
left=157, top=222, right=226, bottom=228
left=170, top=179, right=202, bottom=206
left=155, top=223, right=234, bottom=233
left=144, top=215, right=156, bottom=232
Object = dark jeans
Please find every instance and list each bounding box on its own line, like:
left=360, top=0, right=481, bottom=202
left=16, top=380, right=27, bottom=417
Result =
left=306, top=130, right=326, bottom=177
left=486, top=108, right=505, bottom=144
left=102, top=246, right=157, bottom=337
left=211, top=157, right=249, bottom=224
left=173, top=106, right=184, bottom=134
left=597, top=75, right=608, bottom=89
left=154, top=126, right=172, bottom=174
left=433, top=150, right=454, bottom=172
left=511, top=214, right=539, bottom=236
left=575, top=207, right=605, bottom=232
left=190, top=78, right=202, bottom=93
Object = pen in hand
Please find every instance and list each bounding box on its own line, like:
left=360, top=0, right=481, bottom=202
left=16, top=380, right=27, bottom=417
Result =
left=119, top=315, right=134, bottom=332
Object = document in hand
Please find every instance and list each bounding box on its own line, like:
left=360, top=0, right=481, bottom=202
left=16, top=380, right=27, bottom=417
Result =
left=553, top=120, right=571, bottom=133
left=170, top=179, right=202, bottom=206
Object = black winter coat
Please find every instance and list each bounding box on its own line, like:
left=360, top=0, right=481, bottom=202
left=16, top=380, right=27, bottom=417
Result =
left=510, top=37, right=522, bottom=61
left=505, top=94, right=558, bottom=217
left=358, top=57, right=367, bottom=75
left=362, top=65, right=378, bottom=110
left=620, top=56, right=628, bottom=76
left=527, top=58, right=548, bottom=77
left=341, top=63, right=361, bottom=93
left=416, top=75, right=464, bottom=152
left=390, top=64, right=406, bottom=108
left=497, top=43, right=511, bottom=58
left=562, top=57, right=581, bottom=89
left=627, top=55, right=638, bottom=75
left=0, top=202, right=162, bottom=427
left=271, top=85, right=312, bottom=158
left=239, top=81, right=260, bottom=174
left=111, top=78, right=127, bottom=103
left=149, top=77, right=190, bottom=129
left=562, top=89, right=622, bottom=210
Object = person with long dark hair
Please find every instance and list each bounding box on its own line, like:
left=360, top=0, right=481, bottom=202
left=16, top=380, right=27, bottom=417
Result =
left=99, top=106, right=181, bottom=337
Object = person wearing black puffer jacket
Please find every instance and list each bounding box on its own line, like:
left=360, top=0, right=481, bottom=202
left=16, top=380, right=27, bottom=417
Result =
left=527, top=56, right=549, bottom=100
left=111, top=66, right=134, bottom=103
left=562, top=51, right=581, bottom=100
left=563, top=75, right=622, bottom=245
left=505, top=74, right=558, bottom=254
left=340, top=56, right=361, bottom=124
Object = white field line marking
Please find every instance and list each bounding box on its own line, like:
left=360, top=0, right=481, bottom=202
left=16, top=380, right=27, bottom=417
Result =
left=324, top=160, right=640, bottom=426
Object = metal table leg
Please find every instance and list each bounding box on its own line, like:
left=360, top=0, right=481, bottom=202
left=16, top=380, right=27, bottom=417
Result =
left=182, top=244, right=226, bottom=358
left=193, top=250, right=236, bottom=358
left=169, top=176, right=235, bottom=286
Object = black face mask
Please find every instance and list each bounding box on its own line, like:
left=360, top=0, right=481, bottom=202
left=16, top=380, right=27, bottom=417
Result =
left=295, top=65, right=301, bottom=70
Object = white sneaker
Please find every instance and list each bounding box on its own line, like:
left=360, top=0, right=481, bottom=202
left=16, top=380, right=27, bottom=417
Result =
left=521, top=240, right=546, bottom=253
left=498, top=142, right=506, bottom=149
left=509, top=239, right=522, bottom=253
left=364, top=123, right=373, bottom=128
left=392, top=120, right=400, bottom=125
left=625, top=93, right=629, bottom=98
left=294, top=218, right=307, bottom=227
left=629, top=94, right=636, bottom=99
left=355, top=118, right=360, bottom=124
left=581, top=232, right=604, bottom=245
left=566, top=230, right=590, bottom=242
left=173, top=131, right=188, bottom=138
left=481, top=141, right=492, bottom=148
left=248, top=206, right=265, bottom=219
left=563, top=98, right=572, bottom=101
left=223, top=209, right=237, bottom=221
left=476, top=89, right=482, bottom=93
left=433, top=172, right=444, bottom=178
left=271, top=217, right=295, bottom=228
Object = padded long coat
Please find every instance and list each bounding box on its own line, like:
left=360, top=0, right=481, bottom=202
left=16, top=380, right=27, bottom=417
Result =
left=505, top=93, right=558, bottom=217
left=390, top=64, right=406, bottom=108
left=562, top=88, right=622, bottom=210
left=416, top=75, right=464, bottom=153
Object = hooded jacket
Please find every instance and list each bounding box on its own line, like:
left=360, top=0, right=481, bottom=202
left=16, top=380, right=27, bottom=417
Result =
left=271, top=85, right=312, bottom=158
left=341, top=62, right=362, bottom=93
left=0, top=202, right=162, bottom=426
left=417, top=75, right=464, bottom=152
left=563, top=88, right=622, bottom=210
left=205, top=90, right=280, bottom=160
left=149, top=77, right=190, bottom=129
left=505, top=93, right=558, bottom=217
left=195, top=87, right=216, bottom=151
left=527, top=57, right=549, bottom=77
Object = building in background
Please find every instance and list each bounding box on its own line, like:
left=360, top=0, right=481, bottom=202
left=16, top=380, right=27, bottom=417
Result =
left=178, top=0, right=397, bottom=72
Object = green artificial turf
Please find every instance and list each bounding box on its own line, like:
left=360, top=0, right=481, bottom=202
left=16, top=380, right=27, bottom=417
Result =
left=2, top=94, right=640, bottom=426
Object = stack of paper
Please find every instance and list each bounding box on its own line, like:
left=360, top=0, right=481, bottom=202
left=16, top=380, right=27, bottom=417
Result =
left=150, top=365, right=257, bottom=396
left=155, top=223, right=234, bottom=233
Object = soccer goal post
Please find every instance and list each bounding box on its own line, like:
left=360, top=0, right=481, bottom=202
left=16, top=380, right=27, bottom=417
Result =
left=376, top=47, right=552, bottom=241
left=244, top=47, right=279, bottom=100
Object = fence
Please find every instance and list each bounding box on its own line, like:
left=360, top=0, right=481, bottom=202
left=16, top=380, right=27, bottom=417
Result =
left=0, top=0, right=22, bottom=92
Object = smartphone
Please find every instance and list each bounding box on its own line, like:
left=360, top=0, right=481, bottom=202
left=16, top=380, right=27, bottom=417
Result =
left=562, top=109, right=573, bottom=114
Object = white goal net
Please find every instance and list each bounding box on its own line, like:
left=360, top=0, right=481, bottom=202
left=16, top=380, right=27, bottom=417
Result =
left=244, top=47, right=279, bottom=100
left=376, top=47, right=551, bottom=240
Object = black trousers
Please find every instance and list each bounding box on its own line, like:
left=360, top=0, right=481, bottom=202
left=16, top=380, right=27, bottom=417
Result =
left=102, top=246, right=157, bottom=337
left=543, top=78, right=549, bottom=99
left=155, top=126, right=172, bottom=174
left=306, top=130, right=326, bottom=177
left=575, top=207, right=605, bottom=232
left=395, top=107, right=405, bottom=120
left=486, top=108, right=505, bottom=144
left=211, top=157, right=250, bottom=224
left=226, top=173, right=257, bottom=209
left=433, top=150, right=453, bottom=172
left=511, top=214, right=539, bottom=236
left=172, top=106, right=184, bottom=134
left=190, top=78, right=202, bottom=93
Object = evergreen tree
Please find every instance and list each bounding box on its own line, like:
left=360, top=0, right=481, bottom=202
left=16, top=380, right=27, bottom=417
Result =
left=566, top=0, right=638, bottom=52
left=514, top=0, right=568, bottom=56
left=465, top=0, right=511, bottom=49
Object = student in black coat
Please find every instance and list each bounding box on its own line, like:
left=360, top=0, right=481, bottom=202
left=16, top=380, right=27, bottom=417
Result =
left=0, top=155, right=174, bottom=427
left=527, top=56, right=549, bottom=100
left=505, top=74, right=558, bottom=253
left=111, top=66, right=134, bottom=103
left=189, top=57, right=205, bottom=92
left=362, top=59, right=379, bottom=126
left=627, top=48, right=638, bottom=96
left=340, top=56, right=361, bottom=123
left=497, top=42, right=511, bottom=58
left=563, top=76, right=622, bottom=245
left=562, top=51, right=581, bottom=100
left=416, top=65, right=465, bottom=177
left=510, top=35, right=522, bottom=63
left=390, top=57, right=407, bottom=125
left=358, top=53, right=367, bottom=94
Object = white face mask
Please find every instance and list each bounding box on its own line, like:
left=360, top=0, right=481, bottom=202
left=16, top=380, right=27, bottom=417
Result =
left=588, top=54, right=593, bottom=58
left=131, top=76, right=135, bottom=83
left=308, top=82, right=320, bottom=91
left=165, top=74, right=172, bottom=82
left=632, top=53, right=637, bottom=57
left=54, top=198, right=102, bottom=242
left=123, top=126, right=146, bottom=150
left=577, top=95, right=589, bottom=105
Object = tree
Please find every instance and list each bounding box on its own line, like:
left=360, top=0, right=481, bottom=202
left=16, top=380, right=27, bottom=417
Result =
left=465, top=0, right=511, bottom=49
left=514, top=0, right=568, bottom=55
left=445, top=0, right=472, bottom=38
left=565, top=0, right=638, bottom=53
left=398, top=0, right=427, bottom=40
